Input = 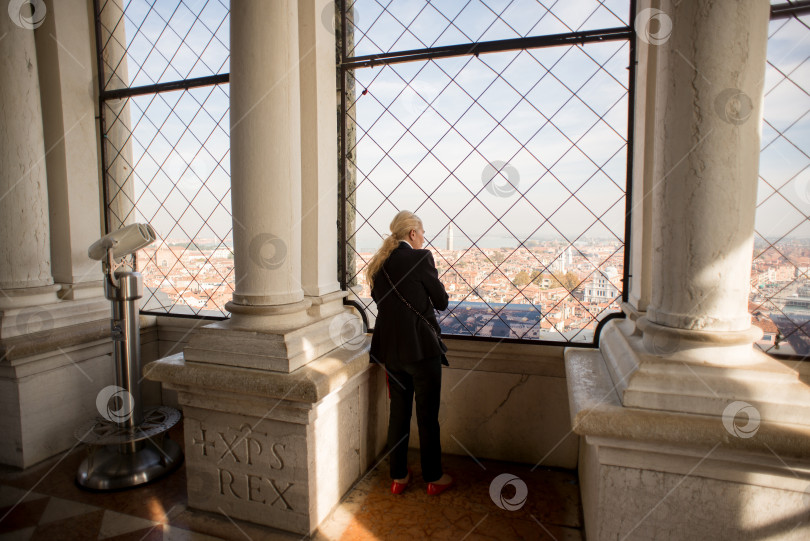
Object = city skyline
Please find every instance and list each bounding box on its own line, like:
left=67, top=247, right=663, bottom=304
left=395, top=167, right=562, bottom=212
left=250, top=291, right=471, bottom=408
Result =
left=108, top=1, right=807, bottom=353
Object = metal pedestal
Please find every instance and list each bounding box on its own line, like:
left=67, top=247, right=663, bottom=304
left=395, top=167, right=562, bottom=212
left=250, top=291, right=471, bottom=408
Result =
left=75, top=406, right=182, bottom=490
left=76, top=269, right=183, bottom=490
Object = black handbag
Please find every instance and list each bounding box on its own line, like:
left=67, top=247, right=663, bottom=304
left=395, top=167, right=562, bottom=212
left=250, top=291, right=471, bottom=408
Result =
left=382, top=266, right=449, bottom=361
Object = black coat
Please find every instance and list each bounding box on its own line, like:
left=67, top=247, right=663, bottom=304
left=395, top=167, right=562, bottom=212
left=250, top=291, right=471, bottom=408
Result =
left=369, top=242, right=450, bottom=366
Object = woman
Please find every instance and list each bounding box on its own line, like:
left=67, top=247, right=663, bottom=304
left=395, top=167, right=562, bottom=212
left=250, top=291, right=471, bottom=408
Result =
left=367, top=210, right=454, bottom=496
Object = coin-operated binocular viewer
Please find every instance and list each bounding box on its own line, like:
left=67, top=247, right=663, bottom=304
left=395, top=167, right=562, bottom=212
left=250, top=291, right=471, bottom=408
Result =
left=75, top=223, right=183, bottom=490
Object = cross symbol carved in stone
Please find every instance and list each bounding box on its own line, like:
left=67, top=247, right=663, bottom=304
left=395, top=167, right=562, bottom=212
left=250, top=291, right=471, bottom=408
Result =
left=191, top=425, right=216, bottom=457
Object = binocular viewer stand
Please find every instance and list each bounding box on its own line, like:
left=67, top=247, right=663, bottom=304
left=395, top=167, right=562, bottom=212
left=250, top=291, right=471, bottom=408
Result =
left=75, top=266, right=182, bottom=490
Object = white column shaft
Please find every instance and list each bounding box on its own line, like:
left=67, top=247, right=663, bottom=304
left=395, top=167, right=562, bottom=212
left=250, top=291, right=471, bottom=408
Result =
left=627, top=4, right=659, bottom=314
left=36, top=0, right=103, bottom=288
left=647, top=0, right=769, bottom=332
left=0, top=12, right=53, bottom=291
left=299, top=0, right=340, bottom=297
left=230, top=0, right=303, bottom=306
left=99, top=0, right=135, bottom=231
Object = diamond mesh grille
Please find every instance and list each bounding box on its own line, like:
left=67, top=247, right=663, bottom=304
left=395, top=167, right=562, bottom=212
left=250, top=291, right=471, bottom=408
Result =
left=751, top=8, right=810, bottom=355
left=342, top=2, right=631, bottom=343
left=99, top=0, right=229, bottom=90
left=348, top=0, right=629, bottom=58
left=98, top=0, right=232, bottom=317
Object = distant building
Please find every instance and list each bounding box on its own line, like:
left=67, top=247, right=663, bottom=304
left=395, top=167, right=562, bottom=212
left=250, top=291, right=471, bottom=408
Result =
left=554, top=249, right=567, bottom=274
left=784, top=294, right=810, bottom=316
left=583, top=267, right=620, bottom=303
left=446, top=222, right=454, bottom=251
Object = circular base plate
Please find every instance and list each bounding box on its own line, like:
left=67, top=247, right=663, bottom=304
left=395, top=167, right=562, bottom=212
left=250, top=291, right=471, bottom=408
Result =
left=76, top=436, right=183, bottom=491
left=75, top=406, right=181, bottom=446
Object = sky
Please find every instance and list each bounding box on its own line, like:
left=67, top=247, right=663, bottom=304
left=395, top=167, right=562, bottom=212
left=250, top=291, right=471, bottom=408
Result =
left=757, top=13, right=810, bottom=243
left=108, top=0, right=809, bottom=254
left=109, top=0, right=231, bottom=244
left=349, top=36, right=629, bottom=252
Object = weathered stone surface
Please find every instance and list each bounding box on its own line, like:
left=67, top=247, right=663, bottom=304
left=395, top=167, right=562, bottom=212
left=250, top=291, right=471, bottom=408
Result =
left=568, top=347, right=810, bottom=540
left=411, top=338, right=578, bottom=469
left=152, top=344, right=388, bottom=535
left=0, top=10, right=53, bottom=292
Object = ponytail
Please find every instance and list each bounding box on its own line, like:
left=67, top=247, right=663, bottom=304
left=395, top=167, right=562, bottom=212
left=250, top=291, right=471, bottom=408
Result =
left=365, top=210, right=423, bottom=290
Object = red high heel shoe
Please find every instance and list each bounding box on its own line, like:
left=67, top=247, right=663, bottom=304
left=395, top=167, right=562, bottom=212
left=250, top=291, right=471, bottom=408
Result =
left=391, top=469, right=411, bottom=495
left=426, top=475, right=454, bottom=496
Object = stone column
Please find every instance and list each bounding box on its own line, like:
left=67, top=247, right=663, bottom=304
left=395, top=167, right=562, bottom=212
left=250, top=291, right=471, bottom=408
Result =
left=0, top=0, right=114, bottom=469
left=36, top=0, right=104, bottom=297
left=643, top=0, right=765, bottom=337
left=149, top=2, right=384, bottom=535
left=603, top=0, right=801, bottom=413
left=98, top=0, right=136, bottom=231
left=229, top=0, right=304, bottom=308
left=299, top=0, right=341, bottom=298
left=0, top=6, right=58, bottom=308
left=631, top=0, right=768, bottom=365
left=625, top=11, right=659, bottom=316
left=185, top=0, right=362, bottom=372
left=567, top=2, right=810, bottom=538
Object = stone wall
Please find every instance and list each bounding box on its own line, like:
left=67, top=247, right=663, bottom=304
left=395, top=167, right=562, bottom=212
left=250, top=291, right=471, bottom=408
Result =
left=417, top=338, right=578, bottom=469
left=145, top=319, right=578, bottom=470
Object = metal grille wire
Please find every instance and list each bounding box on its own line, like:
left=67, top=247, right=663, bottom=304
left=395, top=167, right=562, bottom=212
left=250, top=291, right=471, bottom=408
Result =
left=751, top=5, right=810, bottom=356
left=97, top=0, right=232, bottom=317
left=341, top=0, right=633, bottom=344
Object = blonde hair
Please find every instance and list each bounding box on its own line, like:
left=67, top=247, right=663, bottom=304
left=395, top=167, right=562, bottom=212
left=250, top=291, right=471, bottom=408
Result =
left=365, top=210, right=423, bottom=290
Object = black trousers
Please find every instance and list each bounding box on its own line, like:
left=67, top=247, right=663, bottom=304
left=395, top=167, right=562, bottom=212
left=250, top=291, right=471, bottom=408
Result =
left=385, top=355, right=443, bottom=482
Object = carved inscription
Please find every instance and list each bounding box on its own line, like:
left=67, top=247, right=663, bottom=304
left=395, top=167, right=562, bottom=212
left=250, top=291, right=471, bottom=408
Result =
left=270, top=442, right=284, bottom=470
left=218, top=468, right=294, bottom=510
left=193, top=421, right=294, bottom=511
left=191, top=428, right=216, bottom=456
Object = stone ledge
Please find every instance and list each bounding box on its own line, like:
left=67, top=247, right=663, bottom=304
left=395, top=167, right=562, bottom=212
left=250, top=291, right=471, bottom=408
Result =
left=0, top=298, right=109, bottom=341
left=0, top=320, right=110, bottom=362
left=0, top=285, right=60, bottom=310
left=566, top=348, right=810, bottom=462
left=56, top=280, right=104, bottom=301
left=137, top=314, right=567, bottom=377
left=0, top=341, right=112, bottom=379
left=144, top=338, right=372, bottom=404
left=443, top=337, right=566, bottom=377
left=591, top=437, right=810, bottom=493
left=597, top=317, right=810, bottom=424
left=183, top=312, right=360, bottom=372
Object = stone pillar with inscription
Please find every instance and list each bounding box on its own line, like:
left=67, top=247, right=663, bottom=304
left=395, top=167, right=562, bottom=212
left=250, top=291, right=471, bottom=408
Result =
left=567, top=1, right=810, bottom=539
left=145, top=0, right=385, bottom=535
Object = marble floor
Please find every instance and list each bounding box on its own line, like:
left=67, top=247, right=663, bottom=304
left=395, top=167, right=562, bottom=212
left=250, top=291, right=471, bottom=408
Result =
left=0, top=421, right=583, bottom=540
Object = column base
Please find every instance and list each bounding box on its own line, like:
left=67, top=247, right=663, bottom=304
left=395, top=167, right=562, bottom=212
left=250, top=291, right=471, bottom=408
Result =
left=637, top=316, right=764, bottom=365
left=56, top=280, right=105, bottom=301
left=224, top=298, right=313, bottom=330
left=567, top=348, right=810, bottom=541
left=144, top=341, right=388, bottom=536
left=185, top=291, right=364, bottom=373
left=598, top=316, right=810, bottom=425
